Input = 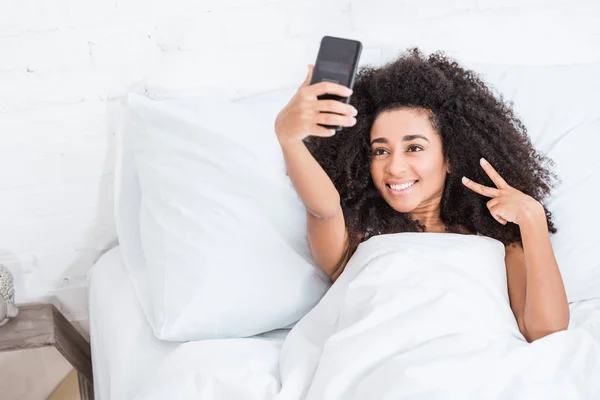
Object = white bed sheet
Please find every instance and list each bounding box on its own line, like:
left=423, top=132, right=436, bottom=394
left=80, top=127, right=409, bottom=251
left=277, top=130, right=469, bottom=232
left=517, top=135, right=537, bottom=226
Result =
left=88, top=246, right=291, bottom=400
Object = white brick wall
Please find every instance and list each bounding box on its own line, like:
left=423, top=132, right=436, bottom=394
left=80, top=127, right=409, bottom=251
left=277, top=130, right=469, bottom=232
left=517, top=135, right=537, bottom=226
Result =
left=0, top=0, right=599, bottom=327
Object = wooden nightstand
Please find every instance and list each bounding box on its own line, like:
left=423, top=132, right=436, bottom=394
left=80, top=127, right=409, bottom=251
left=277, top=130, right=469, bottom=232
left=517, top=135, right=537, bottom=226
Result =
left=0, top=303, right=94, bottom=400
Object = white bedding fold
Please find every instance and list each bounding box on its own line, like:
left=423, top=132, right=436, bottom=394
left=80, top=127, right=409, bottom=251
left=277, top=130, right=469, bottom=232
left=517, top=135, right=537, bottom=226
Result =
left=277, top=232, right=600, bottom=399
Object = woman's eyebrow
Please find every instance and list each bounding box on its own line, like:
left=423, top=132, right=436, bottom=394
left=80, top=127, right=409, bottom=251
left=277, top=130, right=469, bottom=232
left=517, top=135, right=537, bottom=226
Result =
left=370, top=135, right=430, bottom=145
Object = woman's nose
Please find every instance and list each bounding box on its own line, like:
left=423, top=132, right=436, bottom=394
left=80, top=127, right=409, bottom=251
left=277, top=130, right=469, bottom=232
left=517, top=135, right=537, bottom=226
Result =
left=385, top=156, right=409, bottom=176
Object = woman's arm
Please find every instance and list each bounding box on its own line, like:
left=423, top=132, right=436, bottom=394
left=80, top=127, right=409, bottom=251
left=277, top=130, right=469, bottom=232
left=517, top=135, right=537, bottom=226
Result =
left=279, top=138, right=342, bottom=219
left=505, top=204, right=570, bottom=343
left=460, top=158, right=569, bottom=343
left=275, top=64, right=357, bottom=279
left=280, top=138, right=351, bottom=280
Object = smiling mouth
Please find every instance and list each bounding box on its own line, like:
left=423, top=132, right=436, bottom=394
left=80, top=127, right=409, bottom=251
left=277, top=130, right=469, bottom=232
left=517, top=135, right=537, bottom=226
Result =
left=385, top=180, right=418, bottom=195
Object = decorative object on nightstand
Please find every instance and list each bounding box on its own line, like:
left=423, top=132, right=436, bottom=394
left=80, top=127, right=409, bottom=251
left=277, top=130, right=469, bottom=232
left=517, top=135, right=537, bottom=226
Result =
left=0, top=264, right=19, bottom=327
left=0, top=303, right=94, bottom=399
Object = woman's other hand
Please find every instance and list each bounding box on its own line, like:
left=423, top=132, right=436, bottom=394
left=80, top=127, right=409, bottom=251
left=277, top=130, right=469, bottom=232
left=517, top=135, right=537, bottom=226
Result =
left=461, top=157, right=544, bottom=226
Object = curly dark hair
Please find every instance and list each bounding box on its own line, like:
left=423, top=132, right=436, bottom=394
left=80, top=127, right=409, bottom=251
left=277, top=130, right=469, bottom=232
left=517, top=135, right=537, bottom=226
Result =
left=303, top=48, right=559, bottom=269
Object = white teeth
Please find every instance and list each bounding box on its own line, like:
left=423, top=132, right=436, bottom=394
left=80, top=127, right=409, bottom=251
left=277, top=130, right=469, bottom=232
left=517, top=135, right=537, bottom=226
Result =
left=389, top=181, right=416, bottom=191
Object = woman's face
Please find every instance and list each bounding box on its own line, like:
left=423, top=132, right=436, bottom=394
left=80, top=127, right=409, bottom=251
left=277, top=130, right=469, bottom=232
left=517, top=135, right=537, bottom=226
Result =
left=369, top=107, right=449, bottom=216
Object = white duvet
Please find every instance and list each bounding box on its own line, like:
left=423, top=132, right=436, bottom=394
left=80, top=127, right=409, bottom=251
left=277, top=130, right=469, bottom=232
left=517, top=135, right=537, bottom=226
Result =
left=135, top=233, right=600, bottom=399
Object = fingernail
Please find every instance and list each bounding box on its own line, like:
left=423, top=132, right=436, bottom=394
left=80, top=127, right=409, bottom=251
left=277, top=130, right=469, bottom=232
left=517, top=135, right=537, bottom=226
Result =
left=462, top=176, right=470, bottom=183
left=480, top=157, right=488, bottom=165
left=346, top=88, right=353, bottom=95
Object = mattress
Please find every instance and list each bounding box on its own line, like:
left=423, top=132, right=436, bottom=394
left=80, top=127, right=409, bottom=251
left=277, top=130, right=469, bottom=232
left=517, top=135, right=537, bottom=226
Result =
left=88, top=246, right=291, bottom=400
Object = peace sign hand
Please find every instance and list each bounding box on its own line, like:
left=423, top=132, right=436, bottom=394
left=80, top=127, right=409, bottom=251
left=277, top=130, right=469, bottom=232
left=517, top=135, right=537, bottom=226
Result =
left=461, top=158, right=543, bottom=226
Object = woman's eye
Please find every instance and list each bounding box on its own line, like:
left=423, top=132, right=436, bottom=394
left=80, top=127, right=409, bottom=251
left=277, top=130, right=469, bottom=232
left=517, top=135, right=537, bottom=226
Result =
left=372, top=146, right=423, bottom=156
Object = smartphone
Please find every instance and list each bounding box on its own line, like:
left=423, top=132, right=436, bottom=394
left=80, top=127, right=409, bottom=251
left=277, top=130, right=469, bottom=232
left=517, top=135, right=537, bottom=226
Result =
left=310, top=36, right=362, bottom=131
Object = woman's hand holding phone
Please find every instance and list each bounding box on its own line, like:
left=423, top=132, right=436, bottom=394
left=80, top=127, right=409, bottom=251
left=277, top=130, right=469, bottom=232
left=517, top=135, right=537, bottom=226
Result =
left=275, top=64, right=358, bottom=146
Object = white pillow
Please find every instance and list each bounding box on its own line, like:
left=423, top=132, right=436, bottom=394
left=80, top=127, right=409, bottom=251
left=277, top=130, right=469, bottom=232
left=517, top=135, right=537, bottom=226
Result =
left=117, top=92, right=330, bottom=341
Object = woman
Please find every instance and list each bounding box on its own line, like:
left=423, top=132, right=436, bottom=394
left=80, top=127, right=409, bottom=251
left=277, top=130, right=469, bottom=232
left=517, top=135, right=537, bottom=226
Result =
left=274, top=48, right=569, bottom=343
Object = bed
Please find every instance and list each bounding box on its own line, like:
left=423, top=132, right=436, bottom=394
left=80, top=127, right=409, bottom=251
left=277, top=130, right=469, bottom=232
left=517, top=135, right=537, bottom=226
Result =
left=89, top=245, right=600, bottom=399
left=88, top=60, right=600, bottom=399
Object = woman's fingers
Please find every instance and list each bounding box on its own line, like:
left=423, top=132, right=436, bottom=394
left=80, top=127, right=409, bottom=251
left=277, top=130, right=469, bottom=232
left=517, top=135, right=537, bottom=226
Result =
left=303, top=80, right=353, bottom=99
left=310, top=126, right=337, bottom=138
left=462, top=177, right=500, bottom=198
left=300, top=65, right=353, bottom=99
left=314, top=99, right=357, bottom=117
left=314, top=112, right=357, bottom=128
left=495, top=214, right=508, bottom=225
